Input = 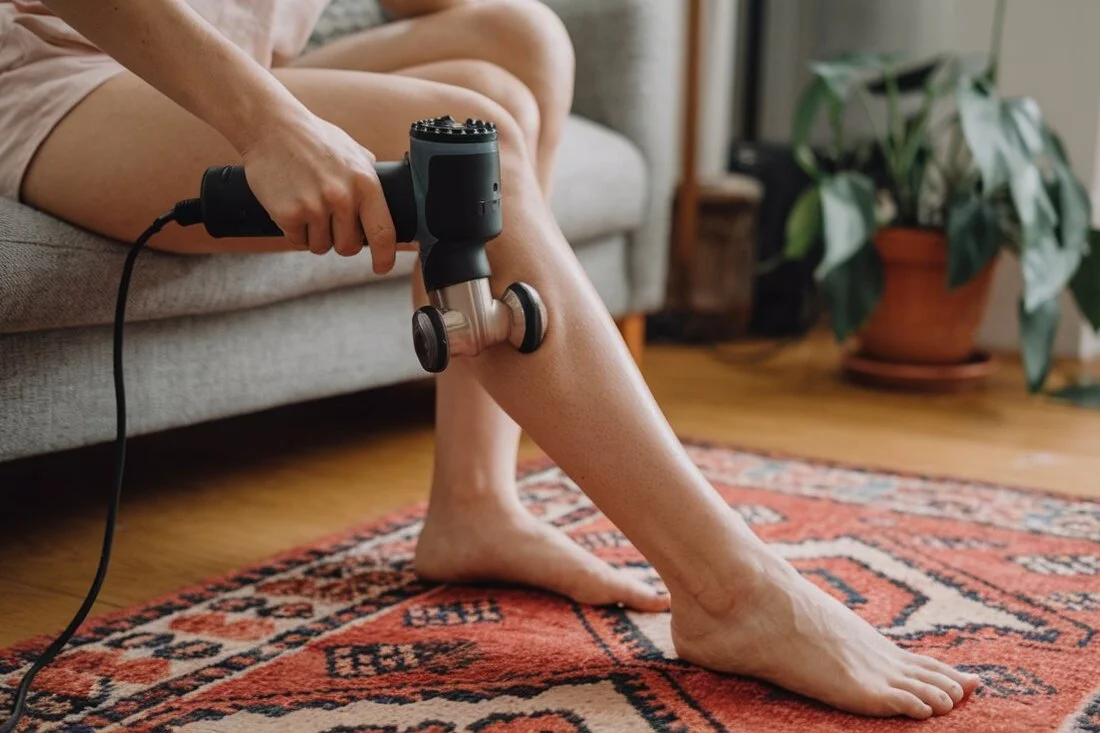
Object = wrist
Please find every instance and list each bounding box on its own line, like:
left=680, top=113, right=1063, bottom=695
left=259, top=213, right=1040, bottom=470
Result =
left=217, top=80, right=311, bottom=156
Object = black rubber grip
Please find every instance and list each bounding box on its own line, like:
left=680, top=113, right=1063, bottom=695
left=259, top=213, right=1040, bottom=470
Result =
left=507, top=283, right=543, bottom=353
left=198, top=161, right=417, bottom=242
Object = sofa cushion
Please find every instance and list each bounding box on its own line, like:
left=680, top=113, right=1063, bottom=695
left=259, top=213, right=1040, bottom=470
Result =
left=0, top=234, right=631, bottom=461
left=0, top=115, right=646, bottom=335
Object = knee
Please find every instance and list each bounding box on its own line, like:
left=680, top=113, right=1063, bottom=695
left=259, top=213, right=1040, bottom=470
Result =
left=442, top=86, right=538, bottom=193
left=443, top=60, right=541, bottom=156
left=465, top=0, right=575, bottom=115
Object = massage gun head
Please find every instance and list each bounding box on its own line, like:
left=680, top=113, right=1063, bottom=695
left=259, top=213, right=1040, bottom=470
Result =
left=412, top=280, right=548, bottom=373
left=410, top=115, right=498, bottom=144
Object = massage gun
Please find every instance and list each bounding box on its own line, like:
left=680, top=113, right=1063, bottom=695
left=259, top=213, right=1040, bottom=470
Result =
left=195, top=115, right=547, bottom=373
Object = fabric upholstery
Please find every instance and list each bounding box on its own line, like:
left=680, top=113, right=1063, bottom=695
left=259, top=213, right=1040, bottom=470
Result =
left=0, top=116, right=644, bottom=334
left=540, top=0, right=682, bottom=313
left=0, top=235, right=629, bottom=461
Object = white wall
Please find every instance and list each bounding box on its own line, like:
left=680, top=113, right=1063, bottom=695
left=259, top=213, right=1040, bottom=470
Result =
left=694, top=0, right=740, bottom=179
left=696, top=0, right=738, bottom=177
left=756, top=0, right=1100, bottom=358
left=758, top=0, right=957, bottom=145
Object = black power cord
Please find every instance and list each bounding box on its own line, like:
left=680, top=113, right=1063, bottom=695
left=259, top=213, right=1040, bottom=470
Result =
left=1, top=199, right=201, bottom=733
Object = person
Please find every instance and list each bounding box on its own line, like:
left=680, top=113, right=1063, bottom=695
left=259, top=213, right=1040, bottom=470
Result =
left=0, top=0, right=980, bottom=719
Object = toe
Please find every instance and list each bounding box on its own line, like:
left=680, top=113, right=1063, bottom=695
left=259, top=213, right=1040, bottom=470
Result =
left=895, top=678, right=955, bottom=716
left=910, top=667, right=964, bottom=704
left=884, top=689, right=934, bottom=720
left=572, top=569, right=670, bottom=612
left=909, top=653, right=981, bottom=695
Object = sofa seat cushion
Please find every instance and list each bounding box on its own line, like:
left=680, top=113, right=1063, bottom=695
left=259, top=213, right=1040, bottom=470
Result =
left=0, top=116, right=646, bottom=334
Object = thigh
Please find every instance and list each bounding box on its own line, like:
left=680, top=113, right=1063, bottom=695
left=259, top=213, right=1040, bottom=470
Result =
left=294, top=0, right=573, bottom=100
left=395, top=60, right=540, bottom=150
left=21, top=67, right=519, bottom=254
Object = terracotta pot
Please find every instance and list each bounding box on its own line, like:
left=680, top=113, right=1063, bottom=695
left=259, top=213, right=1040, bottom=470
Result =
left=858, top=227, right=997, bottom=364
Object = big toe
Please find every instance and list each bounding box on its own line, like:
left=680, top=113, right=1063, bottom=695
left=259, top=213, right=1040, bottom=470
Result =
left=568, top=568, right=670, bottom=612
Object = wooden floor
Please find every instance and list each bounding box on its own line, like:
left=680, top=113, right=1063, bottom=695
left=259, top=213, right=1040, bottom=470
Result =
left=1, top=331, right=1098, bottom=647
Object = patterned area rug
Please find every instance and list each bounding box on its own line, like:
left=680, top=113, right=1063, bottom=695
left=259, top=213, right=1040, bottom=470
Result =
left=3, top=445, right=1099, bottom=732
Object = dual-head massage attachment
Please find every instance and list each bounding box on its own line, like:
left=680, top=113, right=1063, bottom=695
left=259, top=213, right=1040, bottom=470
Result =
left=197, top=115, right=548, bottom=372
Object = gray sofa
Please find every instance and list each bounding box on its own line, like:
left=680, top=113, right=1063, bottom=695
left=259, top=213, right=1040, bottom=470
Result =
left=0, top=0, right=680, bottom=463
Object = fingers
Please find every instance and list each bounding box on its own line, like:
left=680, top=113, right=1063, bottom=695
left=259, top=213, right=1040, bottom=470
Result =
left=357, top=171, right=397, bottom=275
left=283, top=222, right=309, bottom=251
left=329, top=188, right=364, bottom=258
left=306, top=211, right=333, bottom=255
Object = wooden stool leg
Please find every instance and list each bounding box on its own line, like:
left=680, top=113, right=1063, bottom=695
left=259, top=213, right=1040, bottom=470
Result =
left=617, top=313, right=646, bottom=367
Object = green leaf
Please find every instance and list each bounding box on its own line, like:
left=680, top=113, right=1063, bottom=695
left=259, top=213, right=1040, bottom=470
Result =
left=1009, top=162, right=1059, bottom=251
left=1071, top=230, right=1100, bottom=331
left=946, top=194, right=1001, bottom=288
left=809, top=52, right=897, bottom=100
left=1002, top=98, right=1046, bottom=157
left=865, top=56, right=942, bottom=95
left=792, top=77, right=828, bottom=180
left=816, top=172, right=877, bottom=281
left=895, top=86, right=936, bottom=180
left=1050, top=156, right=1091, bottom=256
left=957, top=77, right=1011, bottom=192
left=1048, top=382, right=1100, bottom=409
left=1021, top=231, right=1081, bottom=312
left=785, top=187, right=823, bottom=260
left=1019, top=296, right=1060, bottom=393
left=823, top=243, right=884, bottom=342
left=1046, top=128, right=1070, bottom=163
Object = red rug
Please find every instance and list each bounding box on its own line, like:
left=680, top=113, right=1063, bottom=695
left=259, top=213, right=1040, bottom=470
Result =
left=3, top=445, right=1099, bottom=732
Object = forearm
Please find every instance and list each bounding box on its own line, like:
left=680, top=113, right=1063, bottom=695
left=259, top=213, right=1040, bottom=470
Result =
left=41, top=0, right=307, bottom=152
left=378, top=0, right=471, bottom=19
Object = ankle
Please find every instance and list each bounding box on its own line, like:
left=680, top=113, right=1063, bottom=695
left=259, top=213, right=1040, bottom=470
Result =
left=425, top=482, right=526, bottom=524
left=666, top=530, right=789, bottom=619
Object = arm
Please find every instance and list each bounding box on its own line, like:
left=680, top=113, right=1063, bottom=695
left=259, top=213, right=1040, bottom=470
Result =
left=39, top=0, right=398, bottom=268
left=41, top=0, right=298, bottom=154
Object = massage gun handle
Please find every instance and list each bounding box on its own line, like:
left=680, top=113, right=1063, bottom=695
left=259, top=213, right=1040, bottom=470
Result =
left=198, top=161, right=417, bottom=243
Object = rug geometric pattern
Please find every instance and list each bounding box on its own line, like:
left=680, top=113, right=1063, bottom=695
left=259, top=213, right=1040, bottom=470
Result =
left=2, top=445, right=1098, bottom=732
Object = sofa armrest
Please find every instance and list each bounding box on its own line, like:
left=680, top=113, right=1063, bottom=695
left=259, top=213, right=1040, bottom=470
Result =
left=541, top=0, right=683, bottom=313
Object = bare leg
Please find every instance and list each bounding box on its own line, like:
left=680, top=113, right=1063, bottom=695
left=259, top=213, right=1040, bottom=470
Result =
left=384, top=59, right=663, bottom=610
left=24, top=68, right=977, bottom=719
left=297, top=3, right=635, bottom=606
left=294, top=0, right=573, bottom=190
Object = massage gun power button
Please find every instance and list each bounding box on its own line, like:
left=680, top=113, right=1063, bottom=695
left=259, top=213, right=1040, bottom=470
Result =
left=411, top=115, right=499, bottom=144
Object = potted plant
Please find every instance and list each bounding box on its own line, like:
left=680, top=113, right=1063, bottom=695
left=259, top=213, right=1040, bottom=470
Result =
left=782, top=0, right=1100, bottom=395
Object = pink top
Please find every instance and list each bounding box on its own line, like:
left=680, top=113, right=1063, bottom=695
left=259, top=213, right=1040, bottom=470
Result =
left=0, top=0, right=328, bottom=68
left=0, top=0, right=330, bottom=199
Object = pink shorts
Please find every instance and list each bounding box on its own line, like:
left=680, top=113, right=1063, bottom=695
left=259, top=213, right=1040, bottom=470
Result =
left=0, top=0, right=330, bottom=200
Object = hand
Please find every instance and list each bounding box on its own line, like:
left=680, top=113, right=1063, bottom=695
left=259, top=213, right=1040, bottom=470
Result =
left=239, top=109, right=399, bottom=272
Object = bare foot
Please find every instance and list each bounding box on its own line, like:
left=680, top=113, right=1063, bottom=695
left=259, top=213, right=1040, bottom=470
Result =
left=415, top=497, right=669, bottom=612
left=670, top=547, right=981, bottom=719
